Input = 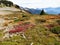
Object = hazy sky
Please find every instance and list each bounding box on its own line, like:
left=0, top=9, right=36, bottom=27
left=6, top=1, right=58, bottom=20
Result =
left=9, top=0, right=60, bottom=8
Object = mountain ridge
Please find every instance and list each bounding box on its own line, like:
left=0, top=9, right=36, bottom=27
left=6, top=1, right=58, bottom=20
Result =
left=22, top=7, right=60, bottom=14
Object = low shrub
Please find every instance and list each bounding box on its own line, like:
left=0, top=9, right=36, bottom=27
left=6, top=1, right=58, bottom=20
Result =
left=22, top=14, right=27, bottom=17
left=14, top=19, right=20, bottom=22
left=50, top=26, right=60, bottom=34
left=35, top=19, right=46, bottom=23
left=56, top=20, right=60, bottom=25
left=55, top=41, right=60, bottom=45
left=46, top=24, right=55, bottom=29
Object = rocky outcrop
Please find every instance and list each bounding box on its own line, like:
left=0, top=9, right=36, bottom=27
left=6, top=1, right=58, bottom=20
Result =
left=0, top=0, right=31, bottom=14
left=0, top=1, right=13, bottom=7
left=0, top=1, right=20, bottom=9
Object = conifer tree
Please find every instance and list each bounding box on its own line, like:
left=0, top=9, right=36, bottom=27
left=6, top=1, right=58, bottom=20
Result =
left=40, top=9, right=46, bottom=15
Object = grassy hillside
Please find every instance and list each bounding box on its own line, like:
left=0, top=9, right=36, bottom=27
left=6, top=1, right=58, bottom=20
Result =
left=0, top=10, right=60, bottom=45
left=0, top=1, right=60, bottom=44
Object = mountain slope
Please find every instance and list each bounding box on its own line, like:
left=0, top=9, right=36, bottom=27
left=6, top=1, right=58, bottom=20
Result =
left=22, top=8, right=41, bottom=14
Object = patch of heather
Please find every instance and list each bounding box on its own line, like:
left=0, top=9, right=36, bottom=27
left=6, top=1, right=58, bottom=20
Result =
left=9, top=22, right=35, bottom=34
left=45, top=24, right=59, bottom=30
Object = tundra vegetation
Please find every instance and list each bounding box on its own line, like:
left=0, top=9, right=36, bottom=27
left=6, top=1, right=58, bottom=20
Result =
left=0, top=11, right=60, bottom=45
left=0, top=1, right=60, bottom=45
